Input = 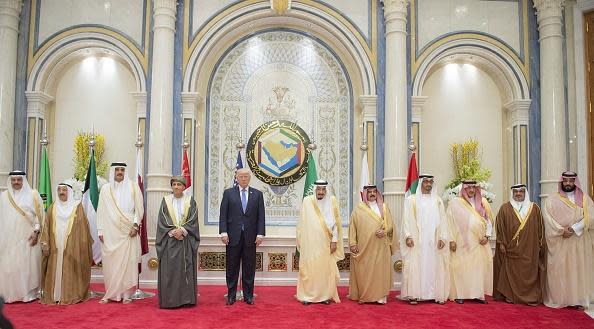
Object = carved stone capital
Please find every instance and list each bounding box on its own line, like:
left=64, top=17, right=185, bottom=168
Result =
left=381, top=0, right=409, bottom=15
left=534, top=0, right=565, bottom=22
left=382, top=0, right=409, bottom=35
left=0, top=0, right=23, bottom=32
left=25, top=91, right=54, bottom=118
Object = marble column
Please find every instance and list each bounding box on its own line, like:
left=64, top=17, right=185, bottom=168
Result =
left=131, top=92, right=148, bottom=119
left=382, top=0, right=409, bottom=220
left=359, top=95, right=378, bottom=185
left=504, top=99, right=531, bottom=185
left=0, top=0, right=22, bottom=190
left=147, top=0, right=177, bottom=236
left=181, top=92, right=201, bottom=192
left=534, top=0, right=566, bottom=198
left=25, top=91, right=53, bottom=186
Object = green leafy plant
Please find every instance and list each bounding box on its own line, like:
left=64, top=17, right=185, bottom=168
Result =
left=445, top=139, right=492, bottom=189
left=72, top=132, right=108, bottom=180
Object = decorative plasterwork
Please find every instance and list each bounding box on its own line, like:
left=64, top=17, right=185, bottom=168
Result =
left=504, top=99, right=532, bottom=126
left=206, top=31, right=351, bottom=226
left=183, top=1, right=376, bottom=96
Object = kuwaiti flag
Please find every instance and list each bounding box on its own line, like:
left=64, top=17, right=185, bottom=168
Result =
left=359, top=151, right=370, bottom=201
left=182, top=148, right=192, bottom=195
left=232, top=150, right=243, bottom=187
left=38, top=145, right=52, bottom=210
left=83, top=148, right=101, bottom=264
left=136, top=148, right=149, bottom=258
left=404, top=152, right=419, bottom=197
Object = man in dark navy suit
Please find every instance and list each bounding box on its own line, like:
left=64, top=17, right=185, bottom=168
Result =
left=219, top=168, right=265, bottom=305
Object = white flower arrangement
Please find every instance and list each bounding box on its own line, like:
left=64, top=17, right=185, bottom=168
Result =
left=442, top=181, right=496, bottom=204
left=63, top=176, right=108, bottom=201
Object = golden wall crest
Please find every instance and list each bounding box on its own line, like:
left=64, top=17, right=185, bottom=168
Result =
left=246, top=120, right=311, bottom=186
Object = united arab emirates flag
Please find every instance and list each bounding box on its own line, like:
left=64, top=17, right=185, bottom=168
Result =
left=38, top=145, right=52, bottom=210
left=404, top=152, right=419, bottom=197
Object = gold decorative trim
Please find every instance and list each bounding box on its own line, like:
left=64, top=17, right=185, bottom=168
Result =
left=267, top=252, right=288, bottom=272
left=292, top=252, right=299, bottom=272
left=337, top=253, right=351, bottom=272
left=292, top=252, right=350, bottom=272
left=394, top=260, right=403, bottom=273
left=148, top=257, right=159, bottom=270
left=256, top=252, right=264, bottom=272
left=199, top=252, right=227, bottom=271
left=198, top=251, right=264, bottom=271
left=271, top=0, right=291, bottom=14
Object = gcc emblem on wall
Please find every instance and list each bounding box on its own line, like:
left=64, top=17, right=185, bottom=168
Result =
left=246, top=120, right=311, bottom=186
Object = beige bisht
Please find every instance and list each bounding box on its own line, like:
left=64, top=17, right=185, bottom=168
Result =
left=40, top=200, right=93, bottom=305
left=543, top=174, right=594, bottom=308
left=401, top=182, right=450, bottom=303
left=96, top=168, right=144, bottom=302
left=296, top=195, right=344, bottom=303
left=447, top=187, right=494, bottom=300
left=348, top=201, right=396, bottom=303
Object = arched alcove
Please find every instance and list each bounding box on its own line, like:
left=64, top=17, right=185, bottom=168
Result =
left=26, top=32, right=147, bottom=186
left=412, top=39, right=531, bottom=209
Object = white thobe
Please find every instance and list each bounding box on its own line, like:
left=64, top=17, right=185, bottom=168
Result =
left=0, top=190, right=43, bottom=303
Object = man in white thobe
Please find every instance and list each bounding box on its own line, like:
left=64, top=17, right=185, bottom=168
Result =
left=401, top=175, right=450, bottom=305
left=96, top=162, right=144, bottom=304
left=0, top=171, right=44, bottom=303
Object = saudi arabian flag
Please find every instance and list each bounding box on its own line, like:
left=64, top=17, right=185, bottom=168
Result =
left=302, top=153, right=318, bottom=198
left=404, top=152, right=419, bottom=197
left=38, top=145, right=52, bottom=210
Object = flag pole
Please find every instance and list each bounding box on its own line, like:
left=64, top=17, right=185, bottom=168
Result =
left=87, top=130, right=105, bottom=299
left=38, top=129, right=49, bottom=299
left=131, top=133, right=154, bottom=300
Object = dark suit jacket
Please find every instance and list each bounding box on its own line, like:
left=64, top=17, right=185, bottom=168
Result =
left=219, top=186, right=266, bottom=246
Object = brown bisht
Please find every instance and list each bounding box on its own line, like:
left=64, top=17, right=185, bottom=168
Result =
left=493, top=202, right=546, bottom=304
left=40, top=203, right=93, bottom=305
left=156, top=194, right=200, bottom=308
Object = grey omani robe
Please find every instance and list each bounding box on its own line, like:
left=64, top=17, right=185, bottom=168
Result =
left=156, top=194, right=200, bottom=308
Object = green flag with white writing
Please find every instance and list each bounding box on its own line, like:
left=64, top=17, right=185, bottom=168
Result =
left=38, top=145, right=52, bottom=210
left=302, top=154, right=318, bottom=198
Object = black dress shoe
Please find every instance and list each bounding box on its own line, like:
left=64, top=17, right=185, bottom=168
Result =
left=244, top=297, right=254, bottom=305
left=321, top=300, right=330, bottom=305
left=302, top=301, right=311, bottom=306
left=454, top=299, right=464, bottom=304
left=475, top=298, right=488, bottom=304
left=226, top=297, right=236, bottom=305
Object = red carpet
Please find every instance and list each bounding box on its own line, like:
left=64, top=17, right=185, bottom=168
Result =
left=4, top=285, right=593, bottom=329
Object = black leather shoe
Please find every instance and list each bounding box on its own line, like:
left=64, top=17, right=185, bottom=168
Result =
left=475, top=298, right=488, bottom=304
left=454, top=299, right=464, bottom=304
left=244, top=297, right=254, bottom=305
left=226, top=297, right=236, bottom=305
left=302, top=301, right=311, bottom=306
left=321, top=300, right=330, bottom=305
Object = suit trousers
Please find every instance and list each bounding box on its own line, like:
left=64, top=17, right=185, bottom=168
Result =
left=226, top=231, right=256, bottom=298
